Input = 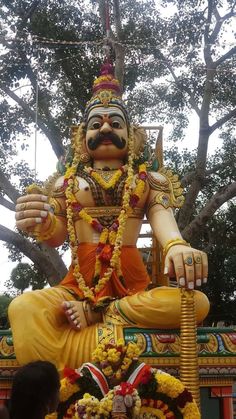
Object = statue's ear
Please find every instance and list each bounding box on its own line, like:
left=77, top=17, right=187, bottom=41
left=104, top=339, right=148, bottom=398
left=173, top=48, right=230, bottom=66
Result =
left=132, top=125, right=147, bottom=158
left=72, top=123, right=91, bottom=165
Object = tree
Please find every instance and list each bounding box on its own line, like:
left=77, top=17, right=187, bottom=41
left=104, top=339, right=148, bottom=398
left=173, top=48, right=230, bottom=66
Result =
left=0, top=1, right=235, bottom=320
left=0, top=295, right=13, bottom=328
left=5, top=262, right=47, bottom=294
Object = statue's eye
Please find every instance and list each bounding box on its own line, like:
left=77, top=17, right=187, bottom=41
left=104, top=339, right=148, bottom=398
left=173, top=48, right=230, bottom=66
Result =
left=112, top=121, right=121, bottom=129
left=92, top=121, right=101, bottom=129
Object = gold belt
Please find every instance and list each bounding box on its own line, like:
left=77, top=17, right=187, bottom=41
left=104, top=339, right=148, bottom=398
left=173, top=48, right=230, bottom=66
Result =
left=73, top=206, right=144, bottom=220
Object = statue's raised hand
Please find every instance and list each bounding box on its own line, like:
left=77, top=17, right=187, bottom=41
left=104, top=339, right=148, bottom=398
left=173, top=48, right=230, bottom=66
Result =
left=165, top=245, right=208, bottom=289
left=15, top=193, right=51, bottom=234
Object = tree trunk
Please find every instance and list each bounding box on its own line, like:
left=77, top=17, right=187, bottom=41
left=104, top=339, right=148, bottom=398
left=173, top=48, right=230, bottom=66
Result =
left=0, top=225, right=67, bottom=286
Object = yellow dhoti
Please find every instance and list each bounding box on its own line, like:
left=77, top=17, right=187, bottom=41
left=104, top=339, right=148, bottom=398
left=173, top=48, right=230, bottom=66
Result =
left=8, top=286, right=209, bottom=370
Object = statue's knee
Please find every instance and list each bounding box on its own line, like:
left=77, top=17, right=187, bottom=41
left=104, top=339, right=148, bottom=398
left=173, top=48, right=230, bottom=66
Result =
left=8, top=292, right=36, bottom=320
left=195, top=290, right=210, bottom=322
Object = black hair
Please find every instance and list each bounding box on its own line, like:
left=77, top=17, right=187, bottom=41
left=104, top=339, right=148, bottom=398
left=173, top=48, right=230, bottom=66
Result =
left=9, top=361, right=60, bottom=419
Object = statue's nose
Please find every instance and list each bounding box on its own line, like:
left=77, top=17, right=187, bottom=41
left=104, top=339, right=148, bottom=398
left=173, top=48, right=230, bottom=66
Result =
left=100, top=121, right=112, bottom=133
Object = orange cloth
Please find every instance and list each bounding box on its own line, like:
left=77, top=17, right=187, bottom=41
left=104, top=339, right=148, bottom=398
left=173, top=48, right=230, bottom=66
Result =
left=60, top=243, right=150, bottom=302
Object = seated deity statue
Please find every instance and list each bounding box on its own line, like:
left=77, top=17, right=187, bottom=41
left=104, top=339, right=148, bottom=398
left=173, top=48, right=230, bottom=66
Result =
left=9, top=64, right=209, bottom=371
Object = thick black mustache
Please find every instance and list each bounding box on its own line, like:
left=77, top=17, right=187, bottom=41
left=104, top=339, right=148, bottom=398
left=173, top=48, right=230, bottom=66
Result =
left=87, top=133, right=126, bottom=150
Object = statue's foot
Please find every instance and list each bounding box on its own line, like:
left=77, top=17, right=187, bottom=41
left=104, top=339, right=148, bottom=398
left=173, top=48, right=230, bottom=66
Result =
left=62, top=301, right=102, bottom=330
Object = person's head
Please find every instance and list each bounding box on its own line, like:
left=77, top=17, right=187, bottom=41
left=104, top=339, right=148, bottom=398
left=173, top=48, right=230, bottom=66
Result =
left=71, top=63, right=147, bottom=167
left=0, top=405, right=9, bottom=419
left=9, top=361, right=60, bottom=419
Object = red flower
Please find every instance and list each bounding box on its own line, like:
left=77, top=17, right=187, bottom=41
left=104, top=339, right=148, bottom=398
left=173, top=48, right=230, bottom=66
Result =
left=91, top=220, right=103, bottom=232
left=99, top=244, right=113, bottom=262
left=139, top=171, right=147, bottom=180
left=116, top=382, right=134, bottom=396
left=129, top=194, right=139, bottom=208
left=63, top=179, right=68, bottom=188
left=110, top=220, right=119, bottom=231
left=139, top=367, right=152, bottom=385
left=96, top=243, right=105, bottom=254
left=63, top=367, right=81, bottom=384
left=71, top=202, right=83, bottom=212
left=176, top=388, right=193, bottom=408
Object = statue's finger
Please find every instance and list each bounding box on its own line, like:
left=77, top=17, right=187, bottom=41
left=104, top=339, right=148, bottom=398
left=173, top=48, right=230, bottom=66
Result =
left=15, top=210, right=48, bottom=221
left=193, top=252, right=202, bottom=286
left=16, top=217, right=42, bottom=231
left=16, top=194, right=48, bottom=204
left=16, top=202, right=51, bottom=212
left=172, top=253, right=185, bottom=287
left=201, top=252, right=208, bottom=283
left=183, top=252, right=195, bottom=289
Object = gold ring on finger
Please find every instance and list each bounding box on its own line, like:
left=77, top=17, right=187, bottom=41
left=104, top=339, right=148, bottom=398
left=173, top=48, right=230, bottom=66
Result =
left=20, top=203, right=26, bottom=210
left=194, top=255, right=202, bottom=264
left=184, top=256, right=193, bottom=266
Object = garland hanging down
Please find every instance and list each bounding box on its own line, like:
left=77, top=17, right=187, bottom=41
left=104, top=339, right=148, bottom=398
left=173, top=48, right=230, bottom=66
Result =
left=46, top=340, right=200, bottom=419
left=64, top=124, right=147, bottom=306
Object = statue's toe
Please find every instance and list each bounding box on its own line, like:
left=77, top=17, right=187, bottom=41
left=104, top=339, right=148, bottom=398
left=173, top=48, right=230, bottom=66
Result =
left=62, top=300, right=88, bottom=331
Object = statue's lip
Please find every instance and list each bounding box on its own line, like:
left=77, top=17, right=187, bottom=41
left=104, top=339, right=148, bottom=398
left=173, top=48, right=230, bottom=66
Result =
left=100, top=139, right=113, bottom=145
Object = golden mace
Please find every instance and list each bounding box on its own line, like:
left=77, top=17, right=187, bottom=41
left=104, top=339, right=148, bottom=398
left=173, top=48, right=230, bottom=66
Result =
left=180, top=288, right=201, bottom=411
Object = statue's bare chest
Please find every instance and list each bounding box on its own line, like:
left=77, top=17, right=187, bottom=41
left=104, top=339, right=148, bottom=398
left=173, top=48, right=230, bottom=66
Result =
left=73, top=173, right=148, bottom=208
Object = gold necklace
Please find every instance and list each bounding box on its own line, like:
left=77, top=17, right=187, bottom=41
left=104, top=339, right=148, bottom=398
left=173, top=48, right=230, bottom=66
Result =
left=85, top=166, right=127, bottom=190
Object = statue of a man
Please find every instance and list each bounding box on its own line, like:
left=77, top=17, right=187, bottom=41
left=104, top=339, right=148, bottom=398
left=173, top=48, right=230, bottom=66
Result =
left=9, top=66, right=209, bottom=370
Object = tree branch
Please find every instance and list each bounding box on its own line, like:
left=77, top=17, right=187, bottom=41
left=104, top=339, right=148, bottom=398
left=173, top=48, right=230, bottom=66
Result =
left=210, top=6, right=236, bottom=44
left=204, top=0, right=214, bottom=66
left=0, top=226, right=67, bottom=285
left=210, top=108, right=236, bottom=133
left=18, top=0, right=40, bottom=29
left=0, top=85, right=64, bottom=158
left=0, top=168, right=20, bottom=203
left=214, top=46, right=236, bottom=66
left=0, top=196, right=15, bottom=211
left=181, top=182, right=236, bottom=241
left=112, top=0, right=125, bottom=91
left=98, top=0, right=107, bottom=33
left=158, top=51, right=201, bottom=116
left=181, top=160, right=235, bottom=187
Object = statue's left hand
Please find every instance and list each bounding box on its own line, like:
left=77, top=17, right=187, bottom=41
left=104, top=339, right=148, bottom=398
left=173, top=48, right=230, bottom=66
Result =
left=164, top=245, right=208, bottom=289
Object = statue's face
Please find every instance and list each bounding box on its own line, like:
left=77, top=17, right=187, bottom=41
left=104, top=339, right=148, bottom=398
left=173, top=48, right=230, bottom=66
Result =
left=85, top=106, right=129, bottom=161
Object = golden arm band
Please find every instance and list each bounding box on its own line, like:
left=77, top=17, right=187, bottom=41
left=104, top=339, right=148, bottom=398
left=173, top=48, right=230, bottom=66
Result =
left=49, top=197, right=66, bottom=217
left=34, top=213, right=57, bottom=242
left=163, top=238, right=190, bottom=257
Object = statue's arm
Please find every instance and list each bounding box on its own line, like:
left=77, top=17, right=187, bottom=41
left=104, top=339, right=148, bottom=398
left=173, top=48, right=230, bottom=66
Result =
left=146, top=171, right=208, bottom=288
left=15, top=179, right=68, bottom=248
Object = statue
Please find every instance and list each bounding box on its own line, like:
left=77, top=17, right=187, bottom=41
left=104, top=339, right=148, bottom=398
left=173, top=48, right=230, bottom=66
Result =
left=9, top=64, right=209, bottom=371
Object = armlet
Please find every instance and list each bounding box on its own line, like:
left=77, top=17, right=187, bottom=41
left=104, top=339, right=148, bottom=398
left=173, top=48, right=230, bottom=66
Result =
left=48, top=197, right=66, bottom=217
left=147, top=168, right=184, bottom=210
left=44, top=172, right=65, bottom=197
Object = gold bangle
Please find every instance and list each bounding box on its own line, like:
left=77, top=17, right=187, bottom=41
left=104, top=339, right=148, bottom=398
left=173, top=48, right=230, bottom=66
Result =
left=35, top=214, right=57, bottom=242
left=163, top=238, right=190, bottom=257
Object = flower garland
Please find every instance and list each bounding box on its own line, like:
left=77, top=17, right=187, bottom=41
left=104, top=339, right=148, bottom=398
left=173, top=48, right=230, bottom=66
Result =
left=46, top=341, right=200, bottom=419
left=75, top=384, right=141, bottom=418
left=92, top=339, right=141, bottom=386
left=64, top=124, right=147, bottom=305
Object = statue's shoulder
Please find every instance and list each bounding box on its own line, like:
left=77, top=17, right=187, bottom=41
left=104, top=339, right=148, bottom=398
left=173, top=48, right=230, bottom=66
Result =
left=44, top=173, right=65, bottom=197
left=147, top=171, right=169, bottom=189
left=147, top=167, right=184, bottom=209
